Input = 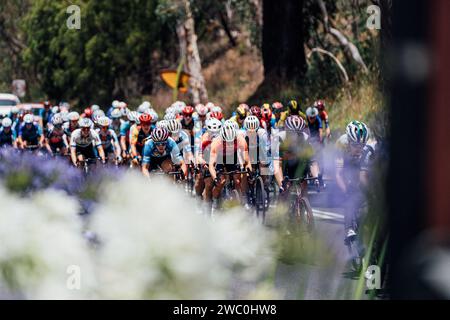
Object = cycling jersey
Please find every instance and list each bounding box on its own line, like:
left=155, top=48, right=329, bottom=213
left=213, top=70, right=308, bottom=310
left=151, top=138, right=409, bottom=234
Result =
left=96, top=128, right=119, bottom=152
left=130, top=125, right=153, bottom=154
left=210, top=135, right=248, bottom=166
left=171, top=130, right=192, bottom=157
left=142, top=137, right=183, bottom=165
left=319, top=110, right=329, bottom=128
left=335, top=134, right=376, bottom=172
left=240, top=128, right=269, bottom=165
left=70, top=128, right=102, bottom=148
left=228, top=115, right=245, bottom=129
left=19, top=123, right=42, bottom=145
left=0, top=127, right=16, bottom=146
left=307, top=116, right=323, bottom=140
left=46, top=127, right=66, bottom=147
left=39, top=108, right=53, bottom=129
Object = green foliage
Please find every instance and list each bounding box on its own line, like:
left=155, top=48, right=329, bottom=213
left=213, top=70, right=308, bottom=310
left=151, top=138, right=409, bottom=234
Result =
left=22, top=0, right=167, bottom=107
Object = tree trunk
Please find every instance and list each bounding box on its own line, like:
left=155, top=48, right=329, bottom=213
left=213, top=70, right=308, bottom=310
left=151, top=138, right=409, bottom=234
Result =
left=261, top=0, right=307, bottom=82
left=176, top=0, right=208, bottom=104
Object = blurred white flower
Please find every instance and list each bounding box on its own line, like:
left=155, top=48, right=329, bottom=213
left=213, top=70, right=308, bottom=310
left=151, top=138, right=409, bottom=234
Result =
left=0, top=187, right=96, bottom=299
left=91, top=173, right=275, bottom=299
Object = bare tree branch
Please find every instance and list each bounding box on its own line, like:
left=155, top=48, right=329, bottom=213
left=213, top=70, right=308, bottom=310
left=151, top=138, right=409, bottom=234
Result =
left=307, top=47, right=349, bottom=83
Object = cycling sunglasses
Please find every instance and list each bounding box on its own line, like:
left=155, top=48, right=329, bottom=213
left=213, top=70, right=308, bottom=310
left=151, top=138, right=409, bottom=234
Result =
left=155, top=141, right=167, bottom=146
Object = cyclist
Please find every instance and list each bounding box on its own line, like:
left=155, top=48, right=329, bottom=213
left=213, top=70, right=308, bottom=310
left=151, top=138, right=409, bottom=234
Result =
left=335, top=121, right=375, bottom=244
left=39, top=100, right=53, bottom=133
left=17, top=114, right=44, bottom=150
left=64, top=111, right=80, bottom=139
left=315, top=100, right=331, bottom=139
left=141, top=127, right=187, bottom=178
left=287, top=100, right=307, bottom=121
left=250, top=106, right=262, bottom=121
left=180, top=105, right=195, bottom=146
left=96, top=116, right=122, bottom=164
left=120, top=110, right=139, bottom=161
left=272, top=102, right=286, bottom=129
left=70, top=118, right=105, bottom=167
left=130, top=113, right=153, bottom=167
left=273, top=115, right=314, bottom=195
left=195, top=118, right=222, bottom=205
left=209, top=121, right=252, bottom=210
left=305, top=106, right=324, bottom=144
left=44, top=114, right=68, bottom=156
left=0, top=117, right=17, bottom=148
left=110, top=108, right=123, bottom=135
left=166, top=118, right=193, bottom=165
left=229, top=104, right=248, bottom=129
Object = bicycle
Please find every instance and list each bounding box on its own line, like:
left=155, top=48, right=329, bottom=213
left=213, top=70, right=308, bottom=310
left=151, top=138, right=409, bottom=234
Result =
left=345, top=198, right=368, bottom=273
left=214, top=168, right=248, bottom=211
left=281, top=176, right=315, bottom=234
left=247, top=166, right=269, bottom=224
left=77, top=157, right=100, bottom=175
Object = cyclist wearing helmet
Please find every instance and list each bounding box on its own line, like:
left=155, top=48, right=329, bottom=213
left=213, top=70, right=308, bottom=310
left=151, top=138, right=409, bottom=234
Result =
left=195, top=118, right=223, bottom=205
left=96, top=116, right=122, bottom=164
left=250, top=106, right=262, bottom=120
left=64, top=111, right=80, bottom=138
left=229, top=104, right=248, bottom=129
left=260, top=107, right=276, bottom=133
left=305, top=106, right=324, bottom=143
left=314, top=100, right=331, bottom=138
left=110, top=108, right=123, bottom=135
left=106, top=100, right=121, bottom=118
left=70, top=118, right=105, bottom=167
left=119, top=110, right=139, bottom=160
left=272, top=102, right=286, bottom=129
left=17, top=114, right=44, bottom=149
left=209, top=121, right=252, bottom=210
left=44, top=114, right=68, bottom=156
left=166, top=118, right=193, bottom=164
left=8, top=106, right=20, bottom=131
left=287, top=100, right=307, bottom=121
left=141, top=127, right=186, bottom=178
left=39, top=100, right=53, bottom=133
left=0, top=117, right=17, bottom=148
left=273, top=115, right=315, bottom=194
left=335, top=120, right=375, bottom=243
left=130, top=113, right=153, bottom=166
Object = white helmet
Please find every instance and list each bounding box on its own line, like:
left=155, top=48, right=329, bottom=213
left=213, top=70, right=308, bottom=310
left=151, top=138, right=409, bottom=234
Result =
left=92, top=109, right=105, bottom=118
left=60, top=111, right=69, bottom=122
left=2, top=117, right=12, bottom=127
left=79, top=118, right=93, bottom=128
left=221, top=121, right=237, bottom=142
left=52, top=114, right=64, bottom=126
left=68, top=111, right=80, bottom=121
left=51, top=106, right=59, bottom=114
left=156, top=120, right=168, bottom=129
left=111, top=108, right=122, bottom=119
left=244, top=115, right=260, bottom=131
left=306, top=107, right=319, bottom=118
left=206, top=118, right=222, bottom=134
left=23, top=114, right=34, bottom=124
left=91, top=104, right=100, bottom=112
left=164, top=112, right=176, bottom=121
left=118, top=101, right=127, bottom=109
left=346, top=120, right=370, bottom=144
left=137, top=104, right=150, bottom=113
left=142, top=101, right=152, bottom=109
left=166, top=119, right=182, bottom=134
left=97, top=116, right=111, bottom=127
left=127, top=111, right=140, bottom=123
left=11, top=106, right=20, bottom=114
left=195, top=104, right=208, bottom=116
left=112, top=100, right=120, bottom=108
left=224, top=119, right=239, bottom=131
left=205, top=102, right=215, bottom=111
left=211, top=106, right=222, bottom=113
left=149, top=110, right=158, bottom=123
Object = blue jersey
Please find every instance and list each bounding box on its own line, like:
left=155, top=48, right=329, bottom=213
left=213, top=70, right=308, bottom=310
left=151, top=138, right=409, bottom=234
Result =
left=19, top=123, right=42, bottom=145
left=307, top=116, right=323, bottom=139
left=39, top=108, right=53, bottom=128
left=172, top=130, right=192, bottom=155
left=142, top=137, right=183, bottom=165
left=119, top=121, right=131, bottom=137
left=0, top=127, right=16, bottom=146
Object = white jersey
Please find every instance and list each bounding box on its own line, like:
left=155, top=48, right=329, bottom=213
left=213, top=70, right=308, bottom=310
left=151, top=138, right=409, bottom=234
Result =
left=70, top=128, right=102, bottom=148
left=239, top=128, right=270, bottom=165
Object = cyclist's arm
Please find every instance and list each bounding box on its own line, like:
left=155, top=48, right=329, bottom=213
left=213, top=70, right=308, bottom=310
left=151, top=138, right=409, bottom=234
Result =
left=130, top=127, right=139, bottom=158
left=238, top=135, right=252, bottom=171
left=141, top=142, right=152, bottom=178
left=92, top=130, right=105, bottom=162
left=209, top=140, right=219, bottom=180
left=111, top=130, right=121, bottom=158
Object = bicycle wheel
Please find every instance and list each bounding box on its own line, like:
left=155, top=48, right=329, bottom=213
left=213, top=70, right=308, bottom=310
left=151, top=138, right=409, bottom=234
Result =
left=255, top=176, right=267, bottom=223
left=299, top=197, right=314, bottom=233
